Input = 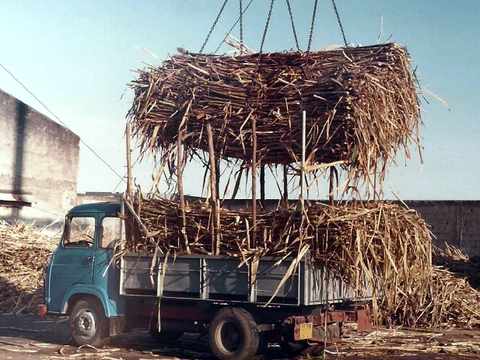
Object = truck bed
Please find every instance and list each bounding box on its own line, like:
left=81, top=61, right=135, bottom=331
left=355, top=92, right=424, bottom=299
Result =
left=120, top=254, right=369, bottom=307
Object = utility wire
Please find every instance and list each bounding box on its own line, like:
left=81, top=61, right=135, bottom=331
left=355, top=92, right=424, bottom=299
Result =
left=0, top=62, right=125, bottom=182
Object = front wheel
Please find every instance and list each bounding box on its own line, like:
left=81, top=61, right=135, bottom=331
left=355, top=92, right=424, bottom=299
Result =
left=69, top=299, right=108, bottom=347
left=209, top=307, right=259, bottom=360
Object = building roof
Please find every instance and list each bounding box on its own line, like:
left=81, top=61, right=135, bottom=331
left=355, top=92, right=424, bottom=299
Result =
left=0, top=87, right=79, bottom=140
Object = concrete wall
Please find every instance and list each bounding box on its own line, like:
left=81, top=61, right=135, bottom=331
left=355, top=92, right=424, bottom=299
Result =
left=0, top=88, right=79, bottom=223
left=76, top=192, right=122, bottom=205
left=409, top=201, right=480, bottom=257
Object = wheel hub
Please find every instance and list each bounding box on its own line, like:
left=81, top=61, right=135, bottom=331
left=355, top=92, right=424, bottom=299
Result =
left=75, top=310, right=96, bottom=338
left=220, top=321, right=242, bottom=353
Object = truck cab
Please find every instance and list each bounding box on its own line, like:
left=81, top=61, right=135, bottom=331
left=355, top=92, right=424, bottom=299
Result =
left=43, top=202, right=126, bottom=345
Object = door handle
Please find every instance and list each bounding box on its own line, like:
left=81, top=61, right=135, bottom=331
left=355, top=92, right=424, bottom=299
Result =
left=86, top=256, right=94, bottom=264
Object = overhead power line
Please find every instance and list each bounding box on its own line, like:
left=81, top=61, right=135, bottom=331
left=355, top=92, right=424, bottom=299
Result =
left=0, top=62, right=125, bottom=183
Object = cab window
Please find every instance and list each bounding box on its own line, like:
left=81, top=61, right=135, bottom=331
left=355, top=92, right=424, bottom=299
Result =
left=101, top=217, right=121, bottom=249
left=63, top=216, right=96, bottom=247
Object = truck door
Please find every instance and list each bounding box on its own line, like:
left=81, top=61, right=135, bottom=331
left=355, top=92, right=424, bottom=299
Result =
left=48, top=215, right=97, bottom=312
left=92, top=216, right=123, bottom=309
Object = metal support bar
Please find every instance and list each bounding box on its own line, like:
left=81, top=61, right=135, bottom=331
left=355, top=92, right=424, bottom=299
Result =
left=300, top=110, right=306, bottom=211
left=177, top=131, right=190, bottom=254
left=251, top=116, right=257, bottom=249
left=207, top=123, right=220, bottom=255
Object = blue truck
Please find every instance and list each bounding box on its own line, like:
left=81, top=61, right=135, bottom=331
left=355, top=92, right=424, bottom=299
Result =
left=41, top=200, right=371, bottom=360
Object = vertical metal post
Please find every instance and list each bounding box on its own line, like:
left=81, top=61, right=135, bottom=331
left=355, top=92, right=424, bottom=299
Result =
left=177, top=131, right=190, bottom=254
left=125, top=123, right=133, bottom=200
left=283, top=164, right=288, bottom=204
left=260, top=164, right=265, bottom=207
left=300, top=110, right=306, bottom=212
left=118, top=200, right=126, bottom=296
left=207, top=123, right=220, bottom=255
left=215, top=159, right=221, bottom=201
left=251, top=116, right=257, bottom=249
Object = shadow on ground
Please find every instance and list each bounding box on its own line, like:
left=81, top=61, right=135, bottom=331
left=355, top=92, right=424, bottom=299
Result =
left=0, top=313, right=301, bottom=359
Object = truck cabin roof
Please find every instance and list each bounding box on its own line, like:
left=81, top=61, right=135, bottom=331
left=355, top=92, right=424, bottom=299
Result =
left=68, top=202, right=121, bottom=217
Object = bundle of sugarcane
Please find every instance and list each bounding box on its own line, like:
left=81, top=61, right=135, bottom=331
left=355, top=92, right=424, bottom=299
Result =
left=128, top=198, right=434, bottom=323
left=128, top=43, right=420, bottom=184
left=0, top=222, right=57, bottom=313
left=412, top=267, right=480, bottom=327
left=126, top=197, right=480, bottom=327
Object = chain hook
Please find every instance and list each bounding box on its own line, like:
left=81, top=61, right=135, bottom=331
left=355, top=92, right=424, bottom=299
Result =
left=307, top=0, right=319, bottom=53
left=259, top=0, right=275, bottom=54
left=199, top=0, right=230, bottom=54
left=285, top=0, right=301, bottom=51
left=331, top=0, right=348, bottom=47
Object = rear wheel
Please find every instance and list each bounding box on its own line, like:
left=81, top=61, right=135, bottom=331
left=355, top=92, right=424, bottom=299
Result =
left=209, top=307, right=259, bottom=360
left=69, top=298, right=107, bottom=347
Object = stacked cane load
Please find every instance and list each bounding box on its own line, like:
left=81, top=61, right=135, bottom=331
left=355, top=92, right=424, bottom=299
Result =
left=129, top=43, right=420, bottom=184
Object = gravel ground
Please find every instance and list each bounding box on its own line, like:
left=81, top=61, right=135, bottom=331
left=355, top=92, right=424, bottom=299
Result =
left=0, top=314, right=480, bottom=360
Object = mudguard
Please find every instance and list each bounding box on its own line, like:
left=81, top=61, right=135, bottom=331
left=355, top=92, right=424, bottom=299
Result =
left=60, top=284, right=124, bottom=318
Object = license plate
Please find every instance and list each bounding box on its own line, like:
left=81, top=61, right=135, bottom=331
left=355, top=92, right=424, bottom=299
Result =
left=295, top=322, right=313, bottom=341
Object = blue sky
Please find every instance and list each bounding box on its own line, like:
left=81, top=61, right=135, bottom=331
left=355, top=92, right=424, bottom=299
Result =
left=0, top=0, right=478, bottom=199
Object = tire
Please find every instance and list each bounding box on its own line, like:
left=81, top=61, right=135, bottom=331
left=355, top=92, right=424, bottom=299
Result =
left=69, top=298, right=108, bottom=347
left=257, top=334, right=269, bottom=355
left=209, top=307, right=259, bottom=360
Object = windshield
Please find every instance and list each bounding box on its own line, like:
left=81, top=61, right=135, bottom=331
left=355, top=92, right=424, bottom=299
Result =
left=63, top=216, right=96, bottom=248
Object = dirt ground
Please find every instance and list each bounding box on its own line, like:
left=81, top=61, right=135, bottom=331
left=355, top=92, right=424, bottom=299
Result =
left=0, top=315, right=480, bottom=360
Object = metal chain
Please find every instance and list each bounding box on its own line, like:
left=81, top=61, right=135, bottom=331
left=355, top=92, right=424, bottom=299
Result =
left=214, top=0, right=255, bottom=54
left=239, top=0, right=244, bottom=53
left=199, top=0, right=230, bottom=53
left=331, top=0, right=348, bottom=46
left=307, top=0, right=319, bottom=52
left=285, top=0, right=300, bottom=51
left=259, top=0, right=275, bottom=54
